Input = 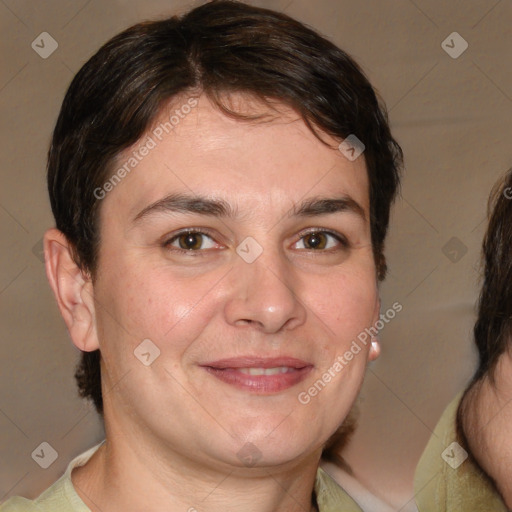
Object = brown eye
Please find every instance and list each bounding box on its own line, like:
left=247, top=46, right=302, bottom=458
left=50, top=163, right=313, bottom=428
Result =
left=303, top=232, right=328, bottom=250
left=178, top=233, right=204, bottom=250
left=166, top=231, right=218, bottom=252
left=293, top=230, right=347, bottom=251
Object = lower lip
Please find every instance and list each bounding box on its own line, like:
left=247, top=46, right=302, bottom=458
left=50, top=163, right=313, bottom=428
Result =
left=202, top=366, right=313, bottom=394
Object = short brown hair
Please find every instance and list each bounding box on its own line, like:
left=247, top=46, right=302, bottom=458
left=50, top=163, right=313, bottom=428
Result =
left=458, top=169, right=512, bottom=444
left=470, top=169, right=512, bottom=382
left=47, top=0, right=402, bottom=414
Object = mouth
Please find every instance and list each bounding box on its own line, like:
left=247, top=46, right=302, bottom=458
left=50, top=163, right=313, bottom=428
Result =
left=200, top=357, right=313, bottom=394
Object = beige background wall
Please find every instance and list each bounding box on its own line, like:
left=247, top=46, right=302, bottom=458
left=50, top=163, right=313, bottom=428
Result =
left=1, top=0, right=511, bottom=510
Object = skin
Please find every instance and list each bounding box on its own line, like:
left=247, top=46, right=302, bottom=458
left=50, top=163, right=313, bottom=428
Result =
left=44, top=94, right=380, bottom=512
left=463, top=350, right=512, bottom=507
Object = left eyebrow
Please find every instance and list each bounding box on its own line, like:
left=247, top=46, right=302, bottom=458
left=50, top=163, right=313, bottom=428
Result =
left=290, top=196, right=366, bottom=221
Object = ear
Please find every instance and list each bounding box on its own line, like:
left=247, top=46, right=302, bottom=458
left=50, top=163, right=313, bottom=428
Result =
left=44, top=228, right=99, bottom=352
left=367, top=296, right=381, bottom=362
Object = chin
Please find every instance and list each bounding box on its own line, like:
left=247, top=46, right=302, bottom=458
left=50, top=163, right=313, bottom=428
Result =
left=229, top=427, right=322, bottom=468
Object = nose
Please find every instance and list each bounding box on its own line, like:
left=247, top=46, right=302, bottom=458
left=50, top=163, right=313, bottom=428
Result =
left=223, top=250, right=307, bottom=334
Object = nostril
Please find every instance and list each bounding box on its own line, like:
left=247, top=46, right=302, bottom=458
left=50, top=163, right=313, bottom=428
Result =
left=236, top=318, right=262, bottom=327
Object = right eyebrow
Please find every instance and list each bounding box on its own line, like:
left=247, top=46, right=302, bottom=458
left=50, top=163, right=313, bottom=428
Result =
left=132, top=193, right=238, bottom=224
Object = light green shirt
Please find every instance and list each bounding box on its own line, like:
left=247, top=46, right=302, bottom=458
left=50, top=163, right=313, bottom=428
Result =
left=414, top=393, right=507, bottom=511
left=1, top=443, right=363, bottom=512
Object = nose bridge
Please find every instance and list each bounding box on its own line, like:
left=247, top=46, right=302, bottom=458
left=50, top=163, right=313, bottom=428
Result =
left=224, top=243, right=306, bottom=333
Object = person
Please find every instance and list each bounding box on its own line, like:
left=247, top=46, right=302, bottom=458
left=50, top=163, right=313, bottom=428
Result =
left=414, top=170, right=512, bottom=511
left=0, top=1, right=402, bottom=510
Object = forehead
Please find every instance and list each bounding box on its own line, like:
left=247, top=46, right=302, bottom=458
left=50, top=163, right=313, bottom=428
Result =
left=101, top=94, right=370, bottom=223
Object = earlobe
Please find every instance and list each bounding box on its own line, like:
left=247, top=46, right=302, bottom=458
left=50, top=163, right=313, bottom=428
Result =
left=44, top=228, right=99, bottom=352
left=368, top=296, right=381, bottom=362
left=368, top=336, right=381, bottom=362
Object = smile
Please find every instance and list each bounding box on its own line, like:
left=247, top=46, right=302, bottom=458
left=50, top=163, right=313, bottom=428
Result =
left=200, top=357, right=313, bottom=394
left=238, top=367, right=294, bottom=376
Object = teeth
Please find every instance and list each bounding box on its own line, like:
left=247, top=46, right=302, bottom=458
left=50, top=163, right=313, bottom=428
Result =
left=238, top=367, right=292, bottom=376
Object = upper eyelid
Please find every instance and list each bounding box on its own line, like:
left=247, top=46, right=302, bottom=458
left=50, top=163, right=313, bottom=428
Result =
left=295, top=228, right=349, bottom=243
left=164, top=227, right=218, bottom=241
left=163, top=230, right=222, bottom=254
left=296, top=227, right=345, bottom=237
left=162, top=228, right=220, bottom=245
left=293, top=230, right=349, bottom=248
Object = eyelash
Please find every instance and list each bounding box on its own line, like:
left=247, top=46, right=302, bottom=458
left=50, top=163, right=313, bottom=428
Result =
left=162, top=228, right=349, bottom=255
left=162, top=228, right=222, bottom=256
left=294, top=228, right=349, bottom=251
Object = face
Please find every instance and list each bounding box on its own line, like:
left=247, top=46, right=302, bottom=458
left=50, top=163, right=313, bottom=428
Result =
left=89, top=94, right=379, bottom=471
left=464, top=353, right=512, bottom=506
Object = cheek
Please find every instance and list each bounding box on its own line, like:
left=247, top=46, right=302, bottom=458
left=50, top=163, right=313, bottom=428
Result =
left=307, top=269, right=378, bottom=346
left=93, top=261, right=223, bottom=361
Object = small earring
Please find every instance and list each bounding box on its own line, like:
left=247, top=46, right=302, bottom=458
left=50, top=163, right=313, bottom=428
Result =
left=370, top=336, right=381, bottom=359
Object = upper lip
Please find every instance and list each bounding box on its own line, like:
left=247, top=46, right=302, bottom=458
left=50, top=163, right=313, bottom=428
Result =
left=200, top=357, right=312, bottom=369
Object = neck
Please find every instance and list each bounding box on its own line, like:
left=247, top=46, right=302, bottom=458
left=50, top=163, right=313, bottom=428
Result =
left=72, top=426, right=321, bottom=512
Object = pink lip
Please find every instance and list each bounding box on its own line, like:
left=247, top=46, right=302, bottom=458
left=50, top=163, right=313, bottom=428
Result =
left=200, top=357, right=313, bottom=394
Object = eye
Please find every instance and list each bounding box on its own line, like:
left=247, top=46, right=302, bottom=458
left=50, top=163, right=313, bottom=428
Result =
left=293, top=231, right=347, bottom=251
left=165, top=231, right=219, bottom=251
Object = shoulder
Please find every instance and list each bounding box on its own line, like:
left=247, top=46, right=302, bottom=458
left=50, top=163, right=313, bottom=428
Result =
left=414, top=393, right=507, bottom=511
left=0, top=496, right=42, bottom=511
left=315, top=466, right=364, bottom=512
left=1, top=444, right=101, bottom=512
left=319, top=461, right=395, bottom=512
left=0, top=474, right=82, bottom=512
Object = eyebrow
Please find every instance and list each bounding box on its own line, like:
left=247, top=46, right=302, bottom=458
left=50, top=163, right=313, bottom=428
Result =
left=133, top=193, right=237, bottom=223
left=290, top=196, right=366, bottom=221
left=132, top=193, right=366, bottom=224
